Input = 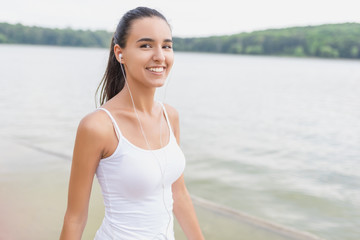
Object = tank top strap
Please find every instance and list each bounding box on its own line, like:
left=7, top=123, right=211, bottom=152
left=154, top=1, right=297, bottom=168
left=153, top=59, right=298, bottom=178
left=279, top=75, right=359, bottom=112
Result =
left=97, top=107, right=122, bottom=141
left=157, top=101, right=173, bottom=134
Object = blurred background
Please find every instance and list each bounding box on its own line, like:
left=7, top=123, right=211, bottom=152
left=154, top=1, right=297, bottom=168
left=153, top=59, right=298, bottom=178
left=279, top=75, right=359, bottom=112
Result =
left=1, top=1, right=360, bottom=239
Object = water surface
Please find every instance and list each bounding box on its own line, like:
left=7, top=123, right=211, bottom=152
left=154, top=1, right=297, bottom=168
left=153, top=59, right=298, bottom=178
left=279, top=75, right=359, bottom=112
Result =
left=1, top=44, right=359, bottom=239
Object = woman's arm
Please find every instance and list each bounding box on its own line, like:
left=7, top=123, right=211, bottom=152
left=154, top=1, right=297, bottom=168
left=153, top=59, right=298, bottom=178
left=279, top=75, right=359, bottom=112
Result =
left=60, top=112, right=110, bottom=240
left=173, top=175, right=205, bottom=240
left=165, top=104, right=205, bottom=240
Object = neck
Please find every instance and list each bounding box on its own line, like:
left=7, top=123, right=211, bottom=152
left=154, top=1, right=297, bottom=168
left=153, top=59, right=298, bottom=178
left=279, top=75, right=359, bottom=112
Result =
left=122, top=81, right=157, bottom=114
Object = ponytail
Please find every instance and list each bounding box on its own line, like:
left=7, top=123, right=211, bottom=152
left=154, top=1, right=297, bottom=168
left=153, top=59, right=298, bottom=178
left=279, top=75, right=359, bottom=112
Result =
left=96, top=36, right=125, bottom=106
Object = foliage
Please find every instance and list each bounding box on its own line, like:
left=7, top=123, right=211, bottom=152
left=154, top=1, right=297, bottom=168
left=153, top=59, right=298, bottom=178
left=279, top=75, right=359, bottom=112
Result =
left=173, top=23, right=360, bottom=59
left=0, top=22, right=112, bottom=48
left=1, top=22, right=360, bottom=59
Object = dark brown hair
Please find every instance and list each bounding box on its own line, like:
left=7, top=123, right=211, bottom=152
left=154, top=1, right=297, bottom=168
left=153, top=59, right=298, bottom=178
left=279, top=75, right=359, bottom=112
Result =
left=96, top=7, right=169, bottom=106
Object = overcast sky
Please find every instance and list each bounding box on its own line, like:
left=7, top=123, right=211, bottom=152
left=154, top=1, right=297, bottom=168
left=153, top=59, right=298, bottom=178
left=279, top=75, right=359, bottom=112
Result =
left=1, top=0, right=360, bottom=37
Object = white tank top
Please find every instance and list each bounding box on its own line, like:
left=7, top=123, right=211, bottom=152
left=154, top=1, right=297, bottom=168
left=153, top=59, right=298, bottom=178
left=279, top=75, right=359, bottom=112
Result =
left=94, top=102, right=186, bottom=240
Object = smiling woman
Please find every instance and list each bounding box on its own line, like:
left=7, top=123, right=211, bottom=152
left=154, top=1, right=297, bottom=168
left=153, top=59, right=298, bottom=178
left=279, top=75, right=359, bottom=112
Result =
left=59, top=6, right=204, bottom=240
left=114, top=17, right=174, bottom=90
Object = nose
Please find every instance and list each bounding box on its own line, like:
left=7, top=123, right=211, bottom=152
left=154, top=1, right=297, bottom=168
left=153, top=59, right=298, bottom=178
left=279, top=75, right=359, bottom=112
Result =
left=152, top=47, right=165, bottom=62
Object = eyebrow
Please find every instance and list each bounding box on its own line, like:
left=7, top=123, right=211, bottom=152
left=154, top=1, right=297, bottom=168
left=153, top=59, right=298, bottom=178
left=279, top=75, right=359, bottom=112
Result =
left=136, top=38, right=173, bottom=43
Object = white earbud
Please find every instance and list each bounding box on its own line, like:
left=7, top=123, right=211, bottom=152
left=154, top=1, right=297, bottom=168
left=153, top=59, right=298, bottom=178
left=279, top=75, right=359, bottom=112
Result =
left=119, top=53, right=122, bottom=59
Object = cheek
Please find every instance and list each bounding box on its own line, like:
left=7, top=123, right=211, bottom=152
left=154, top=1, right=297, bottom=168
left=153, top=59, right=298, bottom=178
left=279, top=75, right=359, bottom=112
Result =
left=166, top=54, right=174, bottom=69
left=127, top=56, right=146, bottom=71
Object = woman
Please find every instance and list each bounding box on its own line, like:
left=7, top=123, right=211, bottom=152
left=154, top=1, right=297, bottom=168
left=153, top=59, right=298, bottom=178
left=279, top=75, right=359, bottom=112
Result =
left=60, top=7, right=204, bottom=240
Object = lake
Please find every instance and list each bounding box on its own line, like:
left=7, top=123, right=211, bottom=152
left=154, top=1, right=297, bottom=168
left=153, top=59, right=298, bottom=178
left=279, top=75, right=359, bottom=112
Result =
left=0, top=44, right=359, bottom=240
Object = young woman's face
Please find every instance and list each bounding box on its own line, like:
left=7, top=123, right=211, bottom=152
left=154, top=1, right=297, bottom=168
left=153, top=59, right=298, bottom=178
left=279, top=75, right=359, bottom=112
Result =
left=122, top=17, right=174, bottom=88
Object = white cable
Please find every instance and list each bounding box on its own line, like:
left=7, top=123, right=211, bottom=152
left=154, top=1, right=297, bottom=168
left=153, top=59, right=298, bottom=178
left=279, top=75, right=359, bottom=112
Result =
left=119, top=62, right=172, bottom=240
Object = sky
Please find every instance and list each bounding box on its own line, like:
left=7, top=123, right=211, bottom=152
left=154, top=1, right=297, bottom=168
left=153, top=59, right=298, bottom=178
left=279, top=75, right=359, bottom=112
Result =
left=1, top=0, right=360, bottom=37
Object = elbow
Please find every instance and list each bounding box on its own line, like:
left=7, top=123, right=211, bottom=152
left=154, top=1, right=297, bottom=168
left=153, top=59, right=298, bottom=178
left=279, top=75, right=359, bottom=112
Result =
left=60, top=212, right=88, bottom=240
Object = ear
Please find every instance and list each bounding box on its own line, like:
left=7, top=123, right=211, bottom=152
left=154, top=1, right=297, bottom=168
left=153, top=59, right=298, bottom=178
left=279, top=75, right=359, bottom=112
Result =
left=114, top=44, right=124, bottom=63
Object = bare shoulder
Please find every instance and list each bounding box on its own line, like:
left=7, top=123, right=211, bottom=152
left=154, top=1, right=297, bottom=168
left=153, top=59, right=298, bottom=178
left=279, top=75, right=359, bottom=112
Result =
left=77, top=109, right=113, bottom=141
left=163, top=103, right=181, bottom=142
left=163, top=103, right=180, bottom=125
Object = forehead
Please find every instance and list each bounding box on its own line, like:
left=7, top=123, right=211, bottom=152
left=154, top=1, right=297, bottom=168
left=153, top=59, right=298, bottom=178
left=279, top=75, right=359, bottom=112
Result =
left=127, top=17, right=172, bottom=42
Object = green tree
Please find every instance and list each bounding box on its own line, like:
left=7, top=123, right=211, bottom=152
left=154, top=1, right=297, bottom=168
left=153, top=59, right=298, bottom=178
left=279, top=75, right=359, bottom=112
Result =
left=1, top=22, right=360, bottom=59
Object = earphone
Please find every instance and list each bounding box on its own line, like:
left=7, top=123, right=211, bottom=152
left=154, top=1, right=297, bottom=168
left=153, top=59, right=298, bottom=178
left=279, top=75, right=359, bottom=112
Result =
left=118, top=56, right=172, bottom=240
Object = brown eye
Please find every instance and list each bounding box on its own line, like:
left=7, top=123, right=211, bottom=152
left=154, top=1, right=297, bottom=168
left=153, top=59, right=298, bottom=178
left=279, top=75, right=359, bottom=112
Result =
left=140, top=44, right=151, bottom=48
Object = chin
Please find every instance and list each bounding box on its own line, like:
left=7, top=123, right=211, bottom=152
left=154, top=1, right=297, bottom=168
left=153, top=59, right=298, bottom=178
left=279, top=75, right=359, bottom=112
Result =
left=150, top=77, right=167, bottom=88
left=153, top=82, right=166, bottom=88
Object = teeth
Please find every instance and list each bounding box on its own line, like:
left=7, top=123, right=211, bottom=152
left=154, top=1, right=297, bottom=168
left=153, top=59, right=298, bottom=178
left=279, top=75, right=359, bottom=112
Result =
left=148, top=67, right=164, bottom=73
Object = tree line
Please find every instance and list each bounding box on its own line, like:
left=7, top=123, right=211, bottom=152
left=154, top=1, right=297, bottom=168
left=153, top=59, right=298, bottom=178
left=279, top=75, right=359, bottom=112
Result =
left=1, top=22, right=359, bottom=59
left=173, top=23, right=360, bottom=59
left=0, top=22, right=112, bottom=48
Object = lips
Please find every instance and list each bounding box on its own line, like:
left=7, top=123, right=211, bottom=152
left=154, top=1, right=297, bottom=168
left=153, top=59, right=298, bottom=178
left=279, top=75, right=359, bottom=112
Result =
left=147, top=67, right=165, bottom=73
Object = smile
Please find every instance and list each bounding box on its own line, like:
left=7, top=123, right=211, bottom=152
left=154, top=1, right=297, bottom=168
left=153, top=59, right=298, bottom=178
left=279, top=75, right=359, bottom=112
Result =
left=147, top=67, right=165, bottom=73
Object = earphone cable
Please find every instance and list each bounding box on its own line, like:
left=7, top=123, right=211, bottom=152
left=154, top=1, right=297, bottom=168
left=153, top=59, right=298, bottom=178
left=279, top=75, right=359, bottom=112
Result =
left=119, top=61, right=172, bottom=240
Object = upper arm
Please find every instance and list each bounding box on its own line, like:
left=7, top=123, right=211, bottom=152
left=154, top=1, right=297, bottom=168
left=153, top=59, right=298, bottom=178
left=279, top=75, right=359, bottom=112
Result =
left=65, top=112, right=109, bottom=222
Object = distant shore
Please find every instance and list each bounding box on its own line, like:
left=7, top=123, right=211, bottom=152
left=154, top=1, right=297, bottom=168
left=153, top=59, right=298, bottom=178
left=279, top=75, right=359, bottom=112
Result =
left=1, top=22, right=359, bottom=59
